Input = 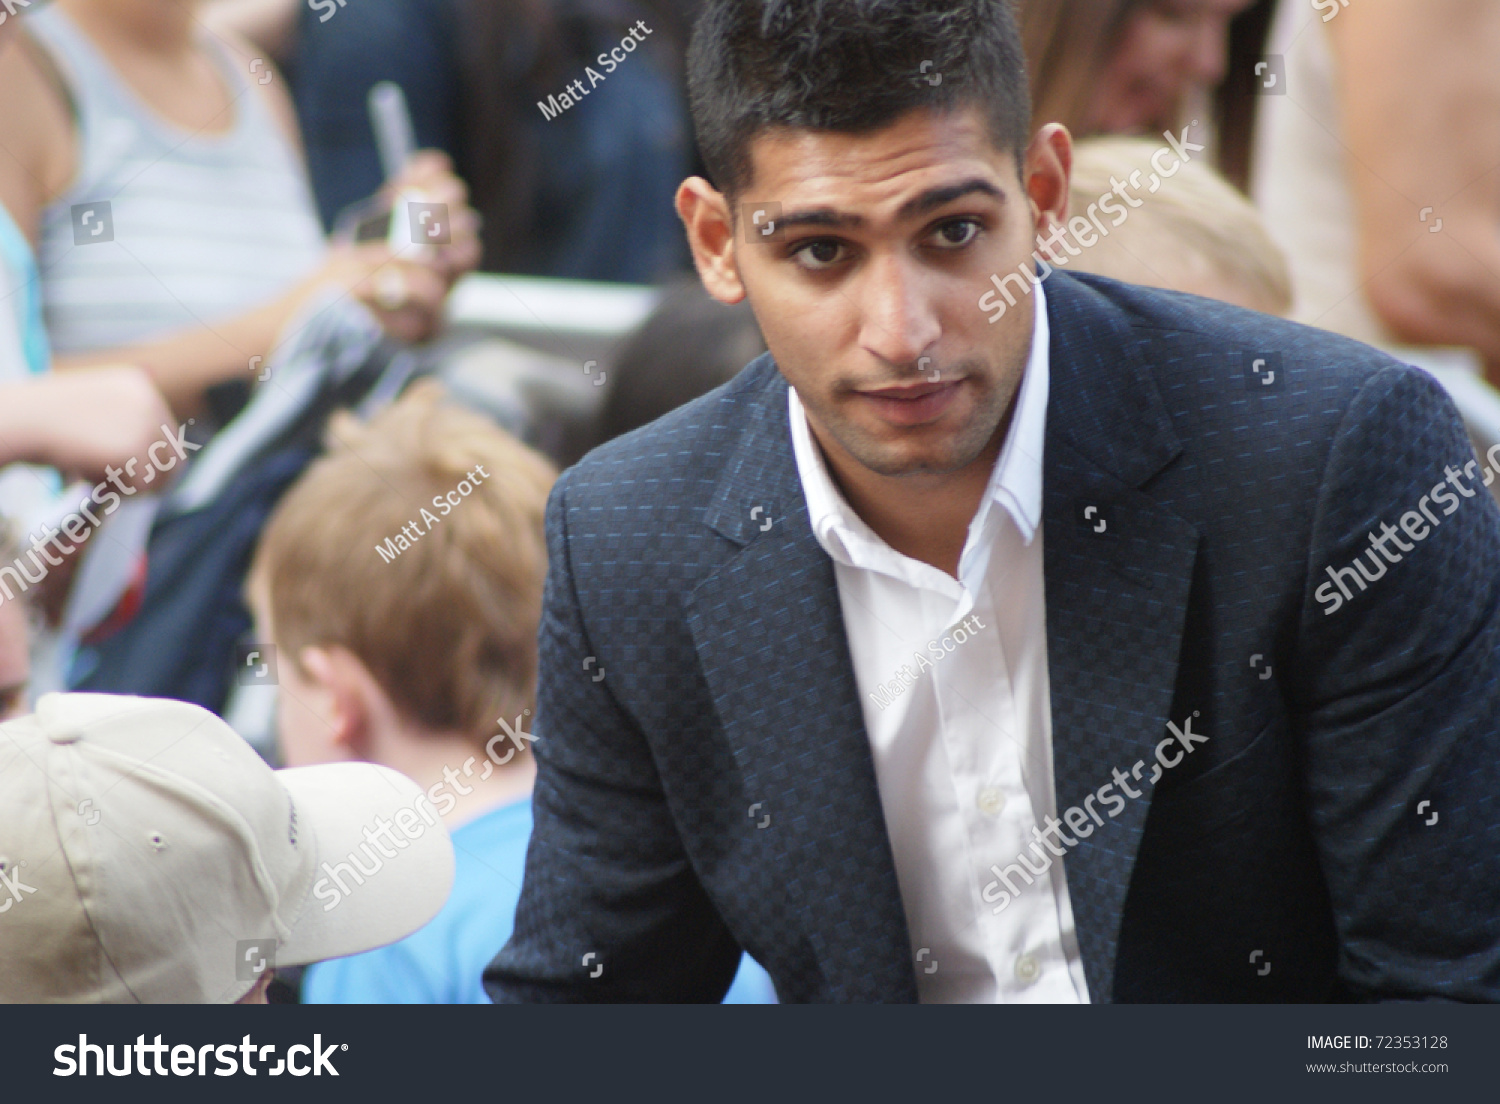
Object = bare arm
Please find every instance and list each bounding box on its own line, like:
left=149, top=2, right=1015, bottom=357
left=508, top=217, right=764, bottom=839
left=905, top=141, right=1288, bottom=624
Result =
left=0, top=33, right=74, bottom=258
left=1327, top=1, right=1500, bottom=378
left=0, top=367, right=172, bottom=481
left=51, top=244, right=455, bottom=417
left=0, top=34, right=478, bottom=418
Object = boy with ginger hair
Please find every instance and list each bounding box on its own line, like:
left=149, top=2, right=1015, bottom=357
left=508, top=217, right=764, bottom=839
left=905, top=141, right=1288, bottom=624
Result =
left=248, top=384, right=554, bottom=1003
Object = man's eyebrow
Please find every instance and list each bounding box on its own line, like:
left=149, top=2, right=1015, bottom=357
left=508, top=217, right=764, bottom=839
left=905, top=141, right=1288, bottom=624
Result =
left=897, top=177, right=1005, bottom=220
left=771, top=178, right=1006, bottom=232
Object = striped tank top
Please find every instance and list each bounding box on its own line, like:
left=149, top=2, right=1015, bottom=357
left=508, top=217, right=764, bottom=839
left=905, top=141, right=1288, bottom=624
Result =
left=28, top=7, right=328, bottom=355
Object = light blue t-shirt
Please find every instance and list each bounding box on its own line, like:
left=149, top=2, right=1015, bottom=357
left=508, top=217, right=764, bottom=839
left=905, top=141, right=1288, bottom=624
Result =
left=301, top=797, right=778, bottom=1004
left=0, top=202, right=61, bottom=532
left=0, top=202, right=48, bottom=379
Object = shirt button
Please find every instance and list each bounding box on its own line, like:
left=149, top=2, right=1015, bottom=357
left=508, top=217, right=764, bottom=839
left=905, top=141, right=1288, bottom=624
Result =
left=1015, top=954, right=1040, bottom=985
left=977, top=787, right=1006, bottom=816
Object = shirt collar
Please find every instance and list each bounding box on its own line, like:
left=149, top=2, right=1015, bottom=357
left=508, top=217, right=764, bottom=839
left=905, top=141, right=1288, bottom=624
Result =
left=788, top=278, right=1050, bottom=569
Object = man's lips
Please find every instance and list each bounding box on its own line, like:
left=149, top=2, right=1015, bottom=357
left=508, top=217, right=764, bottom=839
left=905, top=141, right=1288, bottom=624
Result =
left=858, top=379, right=953, bottom=401
left=854, top=378, right=962, bottom=426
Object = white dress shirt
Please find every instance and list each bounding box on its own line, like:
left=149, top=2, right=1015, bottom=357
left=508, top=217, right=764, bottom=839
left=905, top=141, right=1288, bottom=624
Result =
left=787, top=281, right=1090, bottom=1002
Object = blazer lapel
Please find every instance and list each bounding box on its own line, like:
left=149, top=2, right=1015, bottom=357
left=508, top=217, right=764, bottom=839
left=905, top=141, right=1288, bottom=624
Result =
left=1041, top=273, right=1201, bottom=1001
left=685, top=359, right=918, bottom=1002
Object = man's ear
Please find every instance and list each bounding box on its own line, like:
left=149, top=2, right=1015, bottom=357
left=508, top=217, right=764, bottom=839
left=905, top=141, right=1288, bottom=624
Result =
left=297, top=645, right=373, bottom=757
left=1024, top=123, right=1073, bottom=250
left=676, top=176, right=748, bottom=305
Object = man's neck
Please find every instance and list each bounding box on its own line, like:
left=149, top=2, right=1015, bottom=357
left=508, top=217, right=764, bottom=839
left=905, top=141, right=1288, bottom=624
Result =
left=810, top=413, right=1008, bottom=580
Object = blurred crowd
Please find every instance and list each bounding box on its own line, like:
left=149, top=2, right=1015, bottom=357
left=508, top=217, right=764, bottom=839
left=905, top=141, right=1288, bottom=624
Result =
left=1, top=0, right=1496, bottom=1004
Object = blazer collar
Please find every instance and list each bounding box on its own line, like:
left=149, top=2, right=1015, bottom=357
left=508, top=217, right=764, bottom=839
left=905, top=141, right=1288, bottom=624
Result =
left=702, top=353, right=801, bottom=547
left=1043, top=270, right=1183, bottom=489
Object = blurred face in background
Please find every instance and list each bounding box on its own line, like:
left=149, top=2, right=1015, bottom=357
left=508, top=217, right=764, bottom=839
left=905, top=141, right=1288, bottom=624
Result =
left=1086, top=0, right=1254, bottom=133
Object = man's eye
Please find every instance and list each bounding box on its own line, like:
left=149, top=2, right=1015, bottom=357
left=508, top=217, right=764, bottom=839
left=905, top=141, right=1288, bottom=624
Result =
left=933, top=219, right=980, bottom=248
left=791, top=239, right=845, bottom=270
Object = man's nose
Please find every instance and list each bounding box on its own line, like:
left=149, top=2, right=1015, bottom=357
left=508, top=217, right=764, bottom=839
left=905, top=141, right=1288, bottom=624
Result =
left=857, top=253, right=941, bottom=369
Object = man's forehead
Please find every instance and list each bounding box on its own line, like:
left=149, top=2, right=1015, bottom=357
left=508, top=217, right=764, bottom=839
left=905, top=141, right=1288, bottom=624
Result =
left=742, top=104, right=1017, bottom=202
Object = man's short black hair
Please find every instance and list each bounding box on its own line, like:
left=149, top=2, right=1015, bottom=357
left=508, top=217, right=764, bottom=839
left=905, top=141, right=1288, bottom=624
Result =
left=686, top=0, right=1032, bottom=204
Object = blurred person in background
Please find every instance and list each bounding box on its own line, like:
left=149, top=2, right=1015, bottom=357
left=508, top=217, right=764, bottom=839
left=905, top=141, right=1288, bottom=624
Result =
left=214, top=0, right=694, bottom=282
left=1063, top=135, right=1290, bottom=314
left=0, top=1, right=172, bottom=525
left=0, top=0, right=188, bottom=658
left=247, top=386, right=555, bottom=1003
left=1016, top=0, right=1259, bottom=182
left=0, top=0, right=480, bottom=422
left=596, top=275, right=765, bottom=443
left=1251, top=0, right=1500, bottom=386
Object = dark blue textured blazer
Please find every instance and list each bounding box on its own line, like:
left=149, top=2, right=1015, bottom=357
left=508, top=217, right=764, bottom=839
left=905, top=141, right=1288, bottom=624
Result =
left=485, top=271, right=1500, bottom=1003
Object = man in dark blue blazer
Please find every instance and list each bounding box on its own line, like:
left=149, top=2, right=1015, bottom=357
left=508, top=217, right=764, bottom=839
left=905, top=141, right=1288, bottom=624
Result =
left=484, top=0, right=1500, bottom=1002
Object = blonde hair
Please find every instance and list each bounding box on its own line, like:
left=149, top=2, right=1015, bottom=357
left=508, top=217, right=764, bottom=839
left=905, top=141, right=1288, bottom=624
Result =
left=251, top=383, right=556, bottom=745
left=1065, top=136, right=1293, bottom=316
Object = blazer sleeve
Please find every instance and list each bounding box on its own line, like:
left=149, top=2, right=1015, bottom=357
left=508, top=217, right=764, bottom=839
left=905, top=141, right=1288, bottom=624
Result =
left=482, top=472, right=742, bottom=1002
left=1295, top=363, right=1500, bottom=1000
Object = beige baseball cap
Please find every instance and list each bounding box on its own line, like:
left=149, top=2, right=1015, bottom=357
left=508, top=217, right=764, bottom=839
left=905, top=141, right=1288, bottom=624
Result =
left=0, top=693, right=455, bottom=1003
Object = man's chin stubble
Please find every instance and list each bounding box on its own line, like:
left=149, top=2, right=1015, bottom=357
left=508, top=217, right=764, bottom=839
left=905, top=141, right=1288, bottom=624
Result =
left=836, top=420, right=1001, bottom=479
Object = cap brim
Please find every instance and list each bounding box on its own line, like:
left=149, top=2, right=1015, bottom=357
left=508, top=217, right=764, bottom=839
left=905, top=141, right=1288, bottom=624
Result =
left=274, top=762, right=454, bottom=967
